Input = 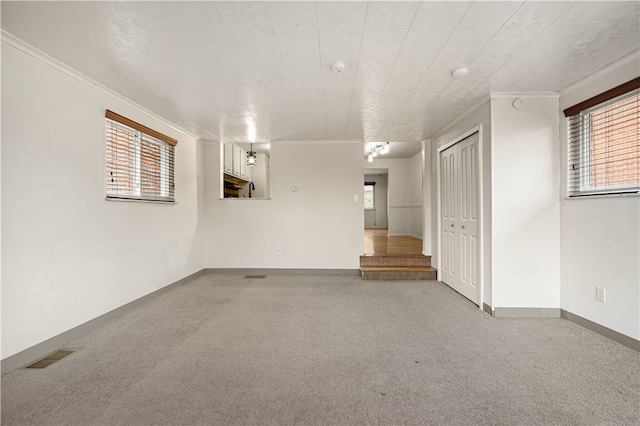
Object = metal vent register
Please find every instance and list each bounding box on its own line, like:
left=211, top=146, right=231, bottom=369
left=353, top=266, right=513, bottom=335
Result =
left=26, top=350, right=74, bottom=369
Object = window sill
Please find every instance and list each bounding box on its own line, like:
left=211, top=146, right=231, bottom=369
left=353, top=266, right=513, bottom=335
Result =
left=219, top=197, right=272, bottom=201
left=566, top=191, right=639, bottom=200
left=105, top=197, right=176, bottom=204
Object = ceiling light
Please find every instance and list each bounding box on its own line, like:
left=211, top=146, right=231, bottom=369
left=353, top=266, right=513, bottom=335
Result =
left=246, top=143, right=257, bottom=166
left=452, top=67, right=468, bottom=77
left=366, top=142, right=391, bottom=161
left=331, top=61, right=345, bottom=73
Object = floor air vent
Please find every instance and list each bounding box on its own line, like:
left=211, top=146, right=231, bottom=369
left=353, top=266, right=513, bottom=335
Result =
left=26, top=350, right=74, bottom=369
left=245, top=275, right=267, bottom=279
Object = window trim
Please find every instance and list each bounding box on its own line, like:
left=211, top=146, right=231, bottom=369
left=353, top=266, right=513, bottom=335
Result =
left=105, top=110, right=177, bottom=203
left=364, top=182, right=375, bottom=211
left=565, top=79, right=640, bottom=198
left=105, top=110, right=177, bottom=146
left=563, top=77, right=640, bottom=117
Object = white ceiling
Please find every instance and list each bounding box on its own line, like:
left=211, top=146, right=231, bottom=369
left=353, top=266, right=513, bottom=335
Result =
left=2, top=1, right=639, bottom=159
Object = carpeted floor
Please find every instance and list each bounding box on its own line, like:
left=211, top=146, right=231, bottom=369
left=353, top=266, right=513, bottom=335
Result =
left=2, top=273, right=639, bottom=425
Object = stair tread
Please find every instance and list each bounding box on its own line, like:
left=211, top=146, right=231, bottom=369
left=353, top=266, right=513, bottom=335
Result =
left=361, top=254, right=429, bottom=258
left=361, top=266, right=437, bottom=271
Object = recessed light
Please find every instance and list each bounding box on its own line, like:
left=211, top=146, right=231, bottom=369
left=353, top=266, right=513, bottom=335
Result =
left=452, top=67, right=468, bottom=77
left=331, top=61, right=345, bottom=73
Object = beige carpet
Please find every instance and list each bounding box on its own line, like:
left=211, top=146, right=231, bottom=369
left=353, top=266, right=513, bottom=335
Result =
left=2, top=273, right=639, bottom=425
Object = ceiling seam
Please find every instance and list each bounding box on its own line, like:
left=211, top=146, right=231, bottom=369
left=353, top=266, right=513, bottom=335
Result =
left=361, top=2, right=424, bottom=140
left=343, top=1, right=370, bottom=141
left=214, top=3, right=264, bottom=142
left=315, top=0, right=328, bottom=140
left=491, top=1, right=579, bottom=91
left=263, top=4, right=309, bottom=141
left=402, top=1, right=529, bottom=128
left=196, top=4, right=261, bottom=142
left=396, top=2, right=475, bottom=121
left=191, top=41, right=233, bottom=140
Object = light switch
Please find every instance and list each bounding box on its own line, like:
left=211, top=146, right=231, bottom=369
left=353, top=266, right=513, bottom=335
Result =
left=354, top=195, right=358, bottom=202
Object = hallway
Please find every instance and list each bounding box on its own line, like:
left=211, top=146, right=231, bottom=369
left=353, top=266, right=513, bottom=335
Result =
left=364, top=228, right=423, bottom=255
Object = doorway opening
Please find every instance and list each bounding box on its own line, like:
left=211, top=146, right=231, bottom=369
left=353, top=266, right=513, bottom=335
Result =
left=364, top=229, right=423, bottom=255
left=360, top=154, right=433, bottom=280
left=363, top=169, right=422, bottom=255
left=364, top=171, right=388, bottom=229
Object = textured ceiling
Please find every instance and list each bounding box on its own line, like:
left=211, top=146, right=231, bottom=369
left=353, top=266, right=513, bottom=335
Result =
left=2, top=1, right=639, bottom=159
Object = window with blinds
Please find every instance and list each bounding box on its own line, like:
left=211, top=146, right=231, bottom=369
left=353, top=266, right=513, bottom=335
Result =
left=364, top=182, right=375, bottom=210
left=565, top=78, right=639, bottom=197
left=105, top=110, right=177, bottom=202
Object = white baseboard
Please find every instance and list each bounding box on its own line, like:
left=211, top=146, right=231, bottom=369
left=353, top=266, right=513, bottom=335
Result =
left=561, top=310, right=639, bottom=352
left=493, top=307, right=561, bottom=318
left=1, top=270, right=205, bottom=374
left=205, top=268, right=360, bottom=275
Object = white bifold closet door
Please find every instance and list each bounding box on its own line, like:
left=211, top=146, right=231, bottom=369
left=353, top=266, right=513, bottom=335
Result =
left=440, top=132, right=480, bottom=305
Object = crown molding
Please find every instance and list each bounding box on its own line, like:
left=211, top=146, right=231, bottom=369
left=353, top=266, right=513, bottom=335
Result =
left=1, top=30, right=200, bottom=141
left=428, top=90, right=561, bottom=141
left=272, top=139, right=363, bottom=144
left=428, top=94, right=491, bottom=141
left=559, top=51, right=640, bottom=100
left=490, top=92, right=559, bottom=99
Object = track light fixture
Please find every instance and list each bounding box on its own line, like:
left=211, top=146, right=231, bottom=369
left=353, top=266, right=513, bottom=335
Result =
left=367, top=142, right=390, bottom=162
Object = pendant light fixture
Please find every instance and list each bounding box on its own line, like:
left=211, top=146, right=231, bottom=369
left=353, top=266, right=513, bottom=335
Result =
left=246, top=143, right=257, bottom=166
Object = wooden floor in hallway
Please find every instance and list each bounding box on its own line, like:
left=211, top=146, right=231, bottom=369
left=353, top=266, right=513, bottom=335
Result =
left=364, top=228, right=423, bottom=255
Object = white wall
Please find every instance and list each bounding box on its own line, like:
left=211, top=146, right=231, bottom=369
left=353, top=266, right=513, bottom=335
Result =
left=364, top=174, right=388, bottom=229
left=237, top=153, right=270, bottom=199
left=429, top=101, right=492, bottom=305
left=408, top=152, right=423, bottom=239
left=204, top=141, right=364, bottom=269
left=1, top=40, right=203, bottom=359
left=559, top=53, right=640, bottom=340
left=366, top=155, right=422, bottom=238
left=491, top=95, right=561, bottom=309
left=249, top=153, right=270, bottom=199
left=422, top=143, right=432, bottom=255
left=430, top=96, right=561, bottom=310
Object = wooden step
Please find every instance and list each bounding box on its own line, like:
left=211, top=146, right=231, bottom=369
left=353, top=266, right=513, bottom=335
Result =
left=360, top=254, right=431, bottom=268
left=360, top=266, right=437, bottom=280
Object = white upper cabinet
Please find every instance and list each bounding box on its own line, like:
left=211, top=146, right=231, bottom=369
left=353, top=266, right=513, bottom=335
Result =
left=223, top=143, right=233, bottom=174
left=233, top=144, right=242, bottom=178
left=224, top=143, right=251, bottom=181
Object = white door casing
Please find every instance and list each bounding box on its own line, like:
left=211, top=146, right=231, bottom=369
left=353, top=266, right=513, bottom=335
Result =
left=438, top=129, right=482, bottom=306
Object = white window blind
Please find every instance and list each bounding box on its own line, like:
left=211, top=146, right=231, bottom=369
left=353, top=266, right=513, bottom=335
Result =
left=566, top=79, right=639, bottom=197
left=105, top=110, right=177, bottom=202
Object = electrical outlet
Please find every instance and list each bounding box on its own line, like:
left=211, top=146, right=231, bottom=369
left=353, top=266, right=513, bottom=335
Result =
left=596, top=286, right=606, bottom=302
left=169, top=258, right=174, bottom=269
left=276, top=248, right=282, bottom=255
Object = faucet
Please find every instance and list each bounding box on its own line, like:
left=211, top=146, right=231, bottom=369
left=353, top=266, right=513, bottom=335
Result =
left=249, top=181, right=255, bottom=198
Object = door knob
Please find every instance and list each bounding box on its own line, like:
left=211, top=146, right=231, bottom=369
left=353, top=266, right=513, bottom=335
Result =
left=461, top=225, right=465, bottom=229
left=450, top=224, right=454, bottom=227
